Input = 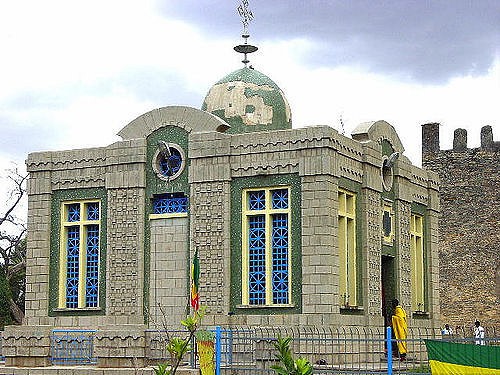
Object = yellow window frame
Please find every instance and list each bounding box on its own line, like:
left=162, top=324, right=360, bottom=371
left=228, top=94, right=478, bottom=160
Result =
left=410, top=213, right=425, bottom=311
left=58, top=199, right=101, bottom=309
left=241, top=187, right=292, bottom=306
left=338, top=189, right=357, bottom=307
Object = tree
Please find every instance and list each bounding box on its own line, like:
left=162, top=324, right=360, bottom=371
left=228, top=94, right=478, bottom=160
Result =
left=0, top=168, right=27, bottom=326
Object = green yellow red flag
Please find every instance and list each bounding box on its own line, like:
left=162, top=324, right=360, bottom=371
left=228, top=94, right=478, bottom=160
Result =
left=425, top=339, right=500, bottom=375
left=190, top=249, right=200, bottom=311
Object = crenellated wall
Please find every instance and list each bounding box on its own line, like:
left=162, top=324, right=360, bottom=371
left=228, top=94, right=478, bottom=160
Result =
left=422, top=123, right=500, bottom=328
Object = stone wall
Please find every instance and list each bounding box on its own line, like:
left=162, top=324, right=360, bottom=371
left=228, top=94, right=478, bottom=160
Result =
left=149, top=217, right=189, bottom=326
left=107, top=188, right=145, bottom=321
left=422, top=124, right=500, bottom=328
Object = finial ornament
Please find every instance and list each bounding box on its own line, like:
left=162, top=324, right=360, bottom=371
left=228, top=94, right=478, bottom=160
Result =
left=234, top=0, right=258, bottom=67
left=237, top=0, right=254, bottom=35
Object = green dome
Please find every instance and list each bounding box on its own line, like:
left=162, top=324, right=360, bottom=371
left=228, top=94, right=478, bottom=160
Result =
left=202, top=67, right=292, bottom=134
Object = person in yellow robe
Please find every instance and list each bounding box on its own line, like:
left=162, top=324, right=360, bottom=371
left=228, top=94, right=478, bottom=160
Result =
left=391, top=299, right=408, bottom=360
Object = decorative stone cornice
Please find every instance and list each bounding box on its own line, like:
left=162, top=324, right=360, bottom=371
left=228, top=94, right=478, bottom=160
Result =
left=118, top=106, right=230, bottom=140
left=231, top=162, right=299, bottom=174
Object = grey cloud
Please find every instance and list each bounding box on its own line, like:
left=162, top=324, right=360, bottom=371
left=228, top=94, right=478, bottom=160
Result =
left=0, top=67, right=205, bottom=162
left=0, top=114, right=64, bottom=162
left=159, top=0, right=499, bottom=83
left=111, top=67, right=203, bottom=107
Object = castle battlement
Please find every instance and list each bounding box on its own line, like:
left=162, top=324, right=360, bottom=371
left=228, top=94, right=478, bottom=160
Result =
left=422, top=123, right=500, bottom=154
left=421, top=122, right=500, bottom=328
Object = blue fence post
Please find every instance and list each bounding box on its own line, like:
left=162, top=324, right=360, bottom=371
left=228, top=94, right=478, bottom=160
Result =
left=215, top=326, right=222, bottom=375
left=386, top=326, right=393, bottom=375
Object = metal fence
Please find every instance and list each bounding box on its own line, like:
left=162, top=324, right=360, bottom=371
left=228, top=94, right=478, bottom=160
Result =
left=2, top=325, right=497, bottom=373
left=145, top=328, right=198, bottom=366
left=50, top=329, right=97, bottom=365
left=211, top=326, right=434, bottom=375
left=207, top=325, right=498, bottom=375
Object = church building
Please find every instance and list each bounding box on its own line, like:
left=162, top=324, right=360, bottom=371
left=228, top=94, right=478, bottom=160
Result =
left=3, top=35, right=441, bottom=370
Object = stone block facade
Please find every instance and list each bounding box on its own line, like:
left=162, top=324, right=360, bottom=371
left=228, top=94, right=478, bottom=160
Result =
left=422, top=123, right=500, bottom=328
left=2, top=104, right=441, bottom=371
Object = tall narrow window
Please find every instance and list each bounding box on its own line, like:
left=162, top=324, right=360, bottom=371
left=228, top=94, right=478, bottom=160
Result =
left=410, top=214, right=425, bottom=311
left=242, top=187, right=291, bottom=306
left=338, top=189, right=357, bottom=307
left=59, top=201, right=101, bottom=309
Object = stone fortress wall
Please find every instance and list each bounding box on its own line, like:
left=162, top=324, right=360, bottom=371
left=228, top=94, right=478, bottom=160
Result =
left=422, top=123, right=500, bottom=328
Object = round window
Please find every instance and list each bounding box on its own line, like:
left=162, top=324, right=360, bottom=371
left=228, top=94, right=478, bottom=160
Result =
left=381, top=155, right=394, bottom=191
left=153, top=142, right=185, bottom=181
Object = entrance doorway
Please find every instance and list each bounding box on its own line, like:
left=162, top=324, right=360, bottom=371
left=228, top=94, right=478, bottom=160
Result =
left=381, top=255, right=396, bottom=327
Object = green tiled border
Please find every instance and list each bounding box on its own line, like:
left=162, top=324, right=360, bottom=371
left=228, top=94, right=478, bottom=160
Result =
left=49, top=188, right=107, bottom=316
left=230, top=174, right=302, bottom=314
left=143, top=125, right=190, bottom=322
left=202, top=67, right=292, bottom=134
left=412, top=201, right=430, bottom=316
left=338, top=178, right=364, bottom=312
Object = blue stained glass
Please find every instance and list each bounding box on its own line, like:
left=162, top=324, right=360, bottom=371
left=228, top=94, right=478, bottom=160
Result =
left=272, top=189, right=289, bottom=209
left=159, top=148, right=183, bottom=177
left=85, top=225, right=99, bottom=307
left=272, top=214, right=289, bottom=304
left=67, top=204, right=80, bottom=222
left=87, top=203, right=99, bottom=221
left=66, top=226, right=80, bottom=308
left=248, top=191, right=265, bottom=211
left=248, top=215, right=266, bottom=305
left=153, top=193, right=188, bottom=214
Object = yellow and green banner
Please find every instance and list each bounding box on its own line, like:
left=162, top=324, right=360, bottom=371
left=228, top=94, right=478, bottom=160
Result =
left=425, top=339, right=500, bottom=375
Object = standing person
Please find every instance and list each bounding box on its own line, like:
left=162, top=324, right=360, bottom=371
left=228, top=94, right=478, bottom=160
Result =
left=391, top=299, right=408, bottom=360
left=441, top=324, right=453, bottom=335
left=474, top=321, right=485, bottom=345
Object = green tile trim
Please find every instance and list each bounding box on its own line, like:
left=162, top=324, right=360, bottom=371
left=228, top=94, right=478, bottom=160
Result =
left=145, top=126, right=189, bottom=196
left=49, top=188, right=107, bottom=316
left=230, top=174, right=302, bottom=314
left=202, top=67, right=292, bottom=134
left=382, top=244, right=396, bottom=257
left=381, top=139, right=395, bottom=157
left=215, top=67, right=281, bottom=87
left=412, top=202, right=430, bottom=315
left=143, top=125, right=190, bottom=322
left=381, top=139, right=396, bottom=197
left=338, top=178, right=364, bottom=308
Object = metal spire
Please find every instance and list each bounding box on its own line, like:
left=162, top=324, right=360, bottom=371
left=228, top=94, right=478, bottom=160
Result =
left=234, top=0, right=258, bottom=67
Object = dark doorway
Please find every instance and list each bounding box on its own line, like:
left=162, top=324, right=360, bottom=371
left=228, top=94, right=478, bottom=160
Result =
left=382, top=255, right=397, bottom=358
left=381, top=255, right=396, bottom=327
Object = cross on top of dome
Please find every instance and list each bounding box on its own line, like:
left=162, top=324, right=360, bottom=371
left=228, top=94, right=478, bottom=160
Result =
left=234, top=0, right=258, bottom=67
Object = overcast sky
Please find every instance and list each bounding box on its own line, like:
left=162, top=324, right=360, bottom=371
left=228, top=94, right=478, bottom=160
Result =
left=0, top=0, right=498, bottom=179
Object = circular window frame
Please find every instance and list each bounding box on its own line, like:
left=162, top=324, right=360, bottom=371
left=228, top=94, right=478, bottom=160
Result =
left=380, top=155, right=394, bottom=191
left=152, top=143, right=186, bottom=182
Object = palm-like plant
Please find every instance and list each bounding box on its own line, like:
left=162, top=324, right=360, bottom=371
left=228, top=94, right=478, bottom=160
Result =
left=271, top=336, right=313, bottom=375
left=153, top=306, right=206, bottom=375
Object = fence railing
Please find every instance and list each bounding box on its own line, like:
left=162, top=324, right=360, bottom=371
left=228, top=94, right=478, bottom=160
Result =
left=50, top=329, right=97, bottom=365
left=210, top=326, right=436, bottom=375
left=2, top=325, right=497, bottom=373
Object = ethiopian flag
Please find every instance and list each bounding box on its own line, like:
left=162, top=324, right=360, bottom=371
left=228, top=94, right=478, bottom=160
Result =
left=190, top=249, right=200, bottom=311
left=425, top=339, right=500, bottom=374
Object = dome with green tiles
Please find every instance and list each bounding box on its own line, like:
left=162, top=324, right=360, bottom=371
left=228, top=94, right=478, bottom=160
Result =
left=202, top=67, right=292, bottom=134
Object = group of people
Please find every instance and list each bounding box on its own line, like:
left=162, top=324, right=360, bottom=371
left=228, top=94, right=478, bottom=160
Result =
left=441, top=320, right=486, bottom=345
left=390, top=299, right=487, bottom=361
